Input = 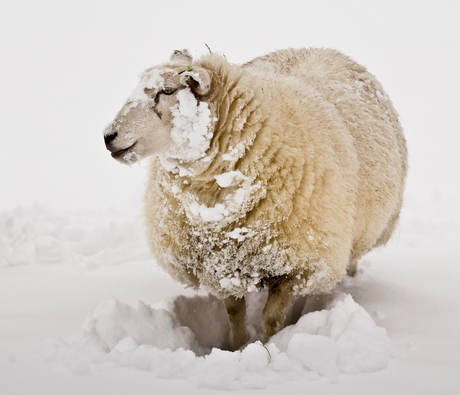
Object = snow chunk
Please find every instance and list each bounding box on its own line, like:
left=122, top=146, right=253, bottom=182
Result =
left=270, top=293, right=395, bottom=375
left=262, top=244, right=272, bottom=253
left=158, top=154, right=193, bottom=177
left=230, top=277, right=241, bottom=286
left=198, top=204, right=224, bottom=222
left=227, top=227, right=247, bottom=239
left=189, top=202, right=200, bottom=217
left=219, top=277, right=231, bottom=288
left=188, top=202, right=226, bottom=222
left=226, top=227, right=254, bottom=242
left=215, top=171, right=244, bottom=188
left=234, top=188, right=246, bottom=205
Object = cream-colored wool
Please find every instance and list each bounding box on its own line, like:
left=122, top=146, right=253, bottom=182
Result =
left=106, top=48, right=407, bottom=303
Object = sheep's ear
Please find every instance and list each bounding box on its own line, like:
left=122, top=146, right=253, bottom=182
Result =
left=182, top=67, right=211, bottom=96
left=170, top=49, right=193, bottom=63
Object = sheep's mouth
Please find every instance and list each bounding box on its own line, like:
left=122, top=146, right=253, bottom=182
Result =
left=111, top=142, right=137, bottom=159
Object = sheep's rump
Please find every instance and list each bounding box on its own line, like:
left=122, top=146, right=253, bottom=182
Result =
left=144, top=48, right=407, bottom=299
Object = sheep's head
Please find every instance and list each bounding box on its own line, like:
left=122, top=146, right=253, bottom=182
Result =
left=104, top=49, right=213, bottom=165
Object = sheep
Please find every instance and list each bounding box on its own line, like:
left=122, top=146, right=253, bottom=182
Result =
left=104, top=47, right=407, bottom=350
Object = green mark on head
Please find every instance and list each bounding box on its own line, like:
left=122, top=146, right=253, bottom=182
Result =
left=178, top=65, right=194, bottom=75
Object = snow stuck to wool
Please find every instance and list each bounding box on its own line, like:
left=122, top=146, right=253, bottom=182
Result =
left=189, top=201, right=226, bottom=222
left=215, top=171, right=245, bottom=188
left=168, top=170, right=255, bottom=225
left=183, top=184, right=250, bottom=223
left=161, top=87, right=212, bottom=164
left=42, top=291, right=395, bottom=389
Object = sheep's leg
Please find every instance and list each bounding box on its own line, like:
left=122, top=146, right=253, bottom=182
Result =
left=224, top=295, right=246, bottom=350
left=262, top=277, right=293, bottom=342
left=347, top=259, right=358, bottom=277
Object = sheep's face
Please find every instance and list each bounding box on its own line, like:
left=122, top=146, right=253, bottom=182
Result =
left=104, top=51, right=212, bottom=165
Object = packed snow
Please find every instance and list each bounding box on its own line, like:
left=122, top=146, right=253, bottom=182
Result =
left=40, top=292, right=395, bottom=389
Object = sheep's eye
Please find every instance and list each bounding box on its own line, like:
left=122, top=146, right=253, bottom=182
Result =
left=154, top=88, right=176, bottom=103
left=152, top=88, right=177, bottom=106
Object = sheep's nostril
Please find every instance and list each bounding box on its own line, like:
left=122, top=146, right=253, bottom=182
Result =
left=104, top=132, right=117, bottom=145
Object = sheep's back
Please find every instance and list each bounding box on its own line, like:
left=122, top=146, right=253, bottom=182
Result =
left=245, top=48, right=408, bottom=261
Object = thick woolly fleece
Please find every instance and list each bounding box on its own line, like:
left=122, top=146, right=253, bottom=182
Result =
left=143, top=48, right=407, bottom=299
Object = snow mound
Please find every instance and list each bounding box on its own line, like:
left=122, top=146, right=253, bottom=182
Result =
left=43, top=292, right=396, bottom=389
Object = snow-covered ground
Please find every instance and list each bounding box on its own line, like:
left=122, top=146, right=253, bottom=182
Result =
left=1, top=1, right=460, bottom=394
left=1, top=196, right=459, bottom=394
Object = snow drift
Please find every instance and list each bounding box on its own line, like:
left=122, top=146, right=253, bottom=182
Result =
left=43, top=291, right=396, bottom=390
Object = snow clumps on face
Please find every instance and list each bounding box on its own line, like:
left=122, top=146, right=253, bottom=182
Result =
left=122, top=151, right=142, bottom=166
left=166, top=87, right=213, bottom=162
left=125, top=68, right=165, bottom=111
left=43, top=292, right=396, bottom=389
